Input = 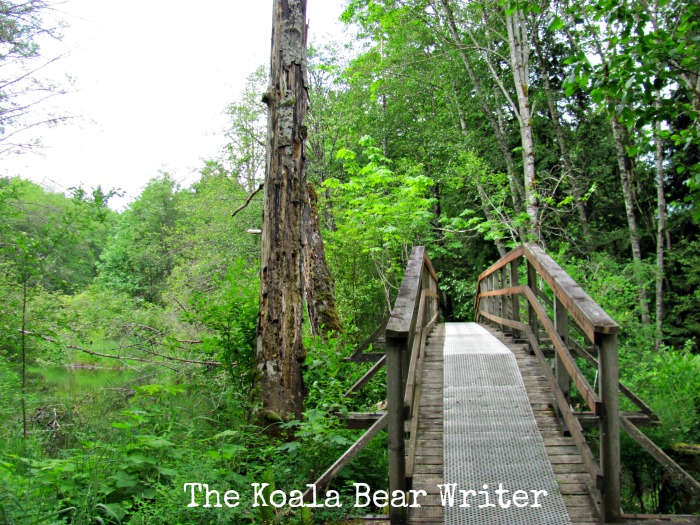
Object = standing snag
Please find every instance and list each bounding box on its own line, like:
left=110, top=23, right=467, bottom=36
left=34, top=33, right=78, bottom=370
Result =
left=256, top=0, right=310, bottom=423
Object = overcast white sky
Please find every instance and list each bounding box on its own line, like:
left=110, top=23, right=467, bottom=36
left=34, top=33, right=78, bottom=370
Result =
left=2, top=0, right=348, bottom=209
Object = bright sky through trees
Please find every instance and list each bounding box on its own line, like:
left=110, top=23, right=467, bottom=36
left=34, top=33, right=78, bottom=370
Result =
left=1, top=0, right=347, bottom=209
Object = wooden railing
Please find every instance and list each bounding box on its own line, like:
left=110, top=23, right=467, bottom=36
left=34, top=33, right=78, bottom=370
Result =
left=303, top=246, right=439, bottom=525
left=475, top=243, right=622, bottom=522
left=385, top=246, right=439, bottom=524
left=475, top=243, right=700, bottom=523
left=304, top=243, right=699, bottom=523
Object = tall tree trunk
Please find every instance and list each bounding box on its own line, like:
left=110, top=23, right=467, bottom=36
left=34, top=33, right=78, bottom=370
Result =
left=256, top=0, right=309, bottom=422
left=584, top=24, right=652, bottom=326
left=303, top=182, right=342, bottom=339
left=438, top=0, right=526, bottom=223
left=651, top=2, right=668, bottom=349
left=654, top=112, right=667, bottom=350
left=610, top=115, right=652, bottom=326
left=506, top=9, right=540, bottom=243
left=476, top=184, right=508, bottom=258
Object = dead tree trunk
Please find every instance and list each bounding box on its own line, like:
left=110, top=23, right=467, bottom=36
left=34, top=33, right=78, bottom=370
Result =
left=303, top=182, right=342, bottom=339
left=256, top=0, right=309, bottom=422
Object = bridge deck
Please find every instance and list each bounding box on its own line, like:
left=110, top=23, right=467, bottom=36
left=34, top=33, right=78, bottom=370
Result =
left=408, top=322, right=599, bottom=525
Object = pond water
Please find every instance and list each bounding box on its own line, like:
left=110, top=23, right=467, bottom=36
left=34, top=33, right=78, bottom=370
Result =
left=28, top=364, right=144, bottom=399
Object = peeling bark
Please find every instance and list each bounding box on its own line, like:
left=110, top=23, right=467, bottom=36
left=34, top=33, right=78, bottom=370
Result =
left=303, top=182, right=342, bottom=339
left=256, top=0, right=309, bottom=422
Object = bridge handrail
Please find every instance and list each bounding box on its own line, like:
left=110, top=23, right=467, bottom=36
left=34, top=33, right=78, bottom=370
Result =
left=302, top=246, right=439, bottom=525
left=477, top=243, right=618, bottom=341
left=476, top=243, right=700, bottom=523
left=386, top=246, right=438, bottom=336
left=474, top=243, right=622, bottom=523
left=385, top=246, right=439, bottom=524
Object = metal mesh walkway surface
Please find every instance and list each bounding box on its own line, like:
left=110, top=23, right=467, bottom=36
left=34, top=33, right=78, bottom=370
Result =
left=443, top=322, right=571, bottom=524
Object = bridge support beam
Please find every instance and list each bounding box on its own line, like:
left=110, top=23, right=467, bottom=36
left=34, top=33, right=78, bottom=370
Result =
left=386, top=335, right=407, bottom=525
left=599, top=332, right=622, bottom=523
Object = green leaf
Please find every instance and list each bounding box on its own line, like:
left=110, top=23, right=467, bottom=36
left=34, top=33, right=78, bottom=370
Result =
left=112, top=471, right=139, bottom=489
left=277, top=441, right=301, bottom=453
left=141, top=487, right=157, bottom=499
left=96, top=503, right=126, bottom=524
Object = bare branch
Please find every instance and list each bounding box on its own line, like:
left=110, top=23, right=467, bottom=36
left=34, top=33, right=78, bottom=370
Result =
left=231, top=183, right=264, bottom=217
left=22, top=331, right=221, bottom=366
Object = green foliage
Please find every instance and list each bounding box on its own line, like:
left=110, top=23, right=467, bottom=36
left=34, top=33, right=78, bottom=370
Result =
left=322, top=137, right=436, bottom=331
left=184, top=261, right=259, bottom=397
left=617, top=343, right=700, bottom=513
left=167, top=162, right=260, bottom=300
left=562, top=0, right=700, bottom=214
left=223, top=66, right=268, bottom=192
left=326, top=136, right=436, bottom=259
left=0, top=177, right=115, bottom=294
left=664, top=238, right=700, bottom=349
left=98, top=174, right=180, bottom=303
left=630, top=344, right=700, bottom=444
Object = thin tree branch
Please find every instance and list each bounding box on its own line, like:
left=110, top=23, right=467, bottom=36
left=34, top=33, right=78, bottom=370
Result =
left=21, top=331, right=221, bottom=366
left=231, top=183, right=264, bottom=217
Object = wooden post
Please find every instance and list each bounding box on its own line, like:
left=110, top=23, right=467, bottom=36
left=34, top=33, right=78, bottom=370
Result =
left=484, top=275, right=493, bottom=323
left=477, top=279, right=483, bottom=323
left=495, top=271, right=502, bottom=319
left=429, top=274, right=437, bottom=322
left=386, top=335, right=407, bottom=525
left=490, top=273, right=497, bottom=322
left=527, top=260, right=539, bottom=352
left=500, top=266, right=509, bottom=334
left=599, top=332, right=621, bottom=523
left=554, top=297, right=571, bottom=418
left=510, top=259, right=521, bottom=339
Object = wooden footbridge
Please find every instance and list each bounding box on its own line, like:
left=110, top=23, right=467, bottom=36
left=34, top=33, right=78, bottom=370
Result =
left=306, top=245, right=700, bottom=524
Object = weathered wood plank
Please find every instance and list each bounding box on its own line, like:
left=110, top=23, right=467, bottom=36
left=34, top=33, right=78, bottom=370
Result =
left=344, top=355, right=386, bottom=398
left=522, top=243, right=619, bottom=338
left=408, top=323, right=443, bottom=524
left=621, top=515, right=700, bottom=524
left=344, top=317, right=388, bottom=362
left=386, top=246, right=425, bottom=337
